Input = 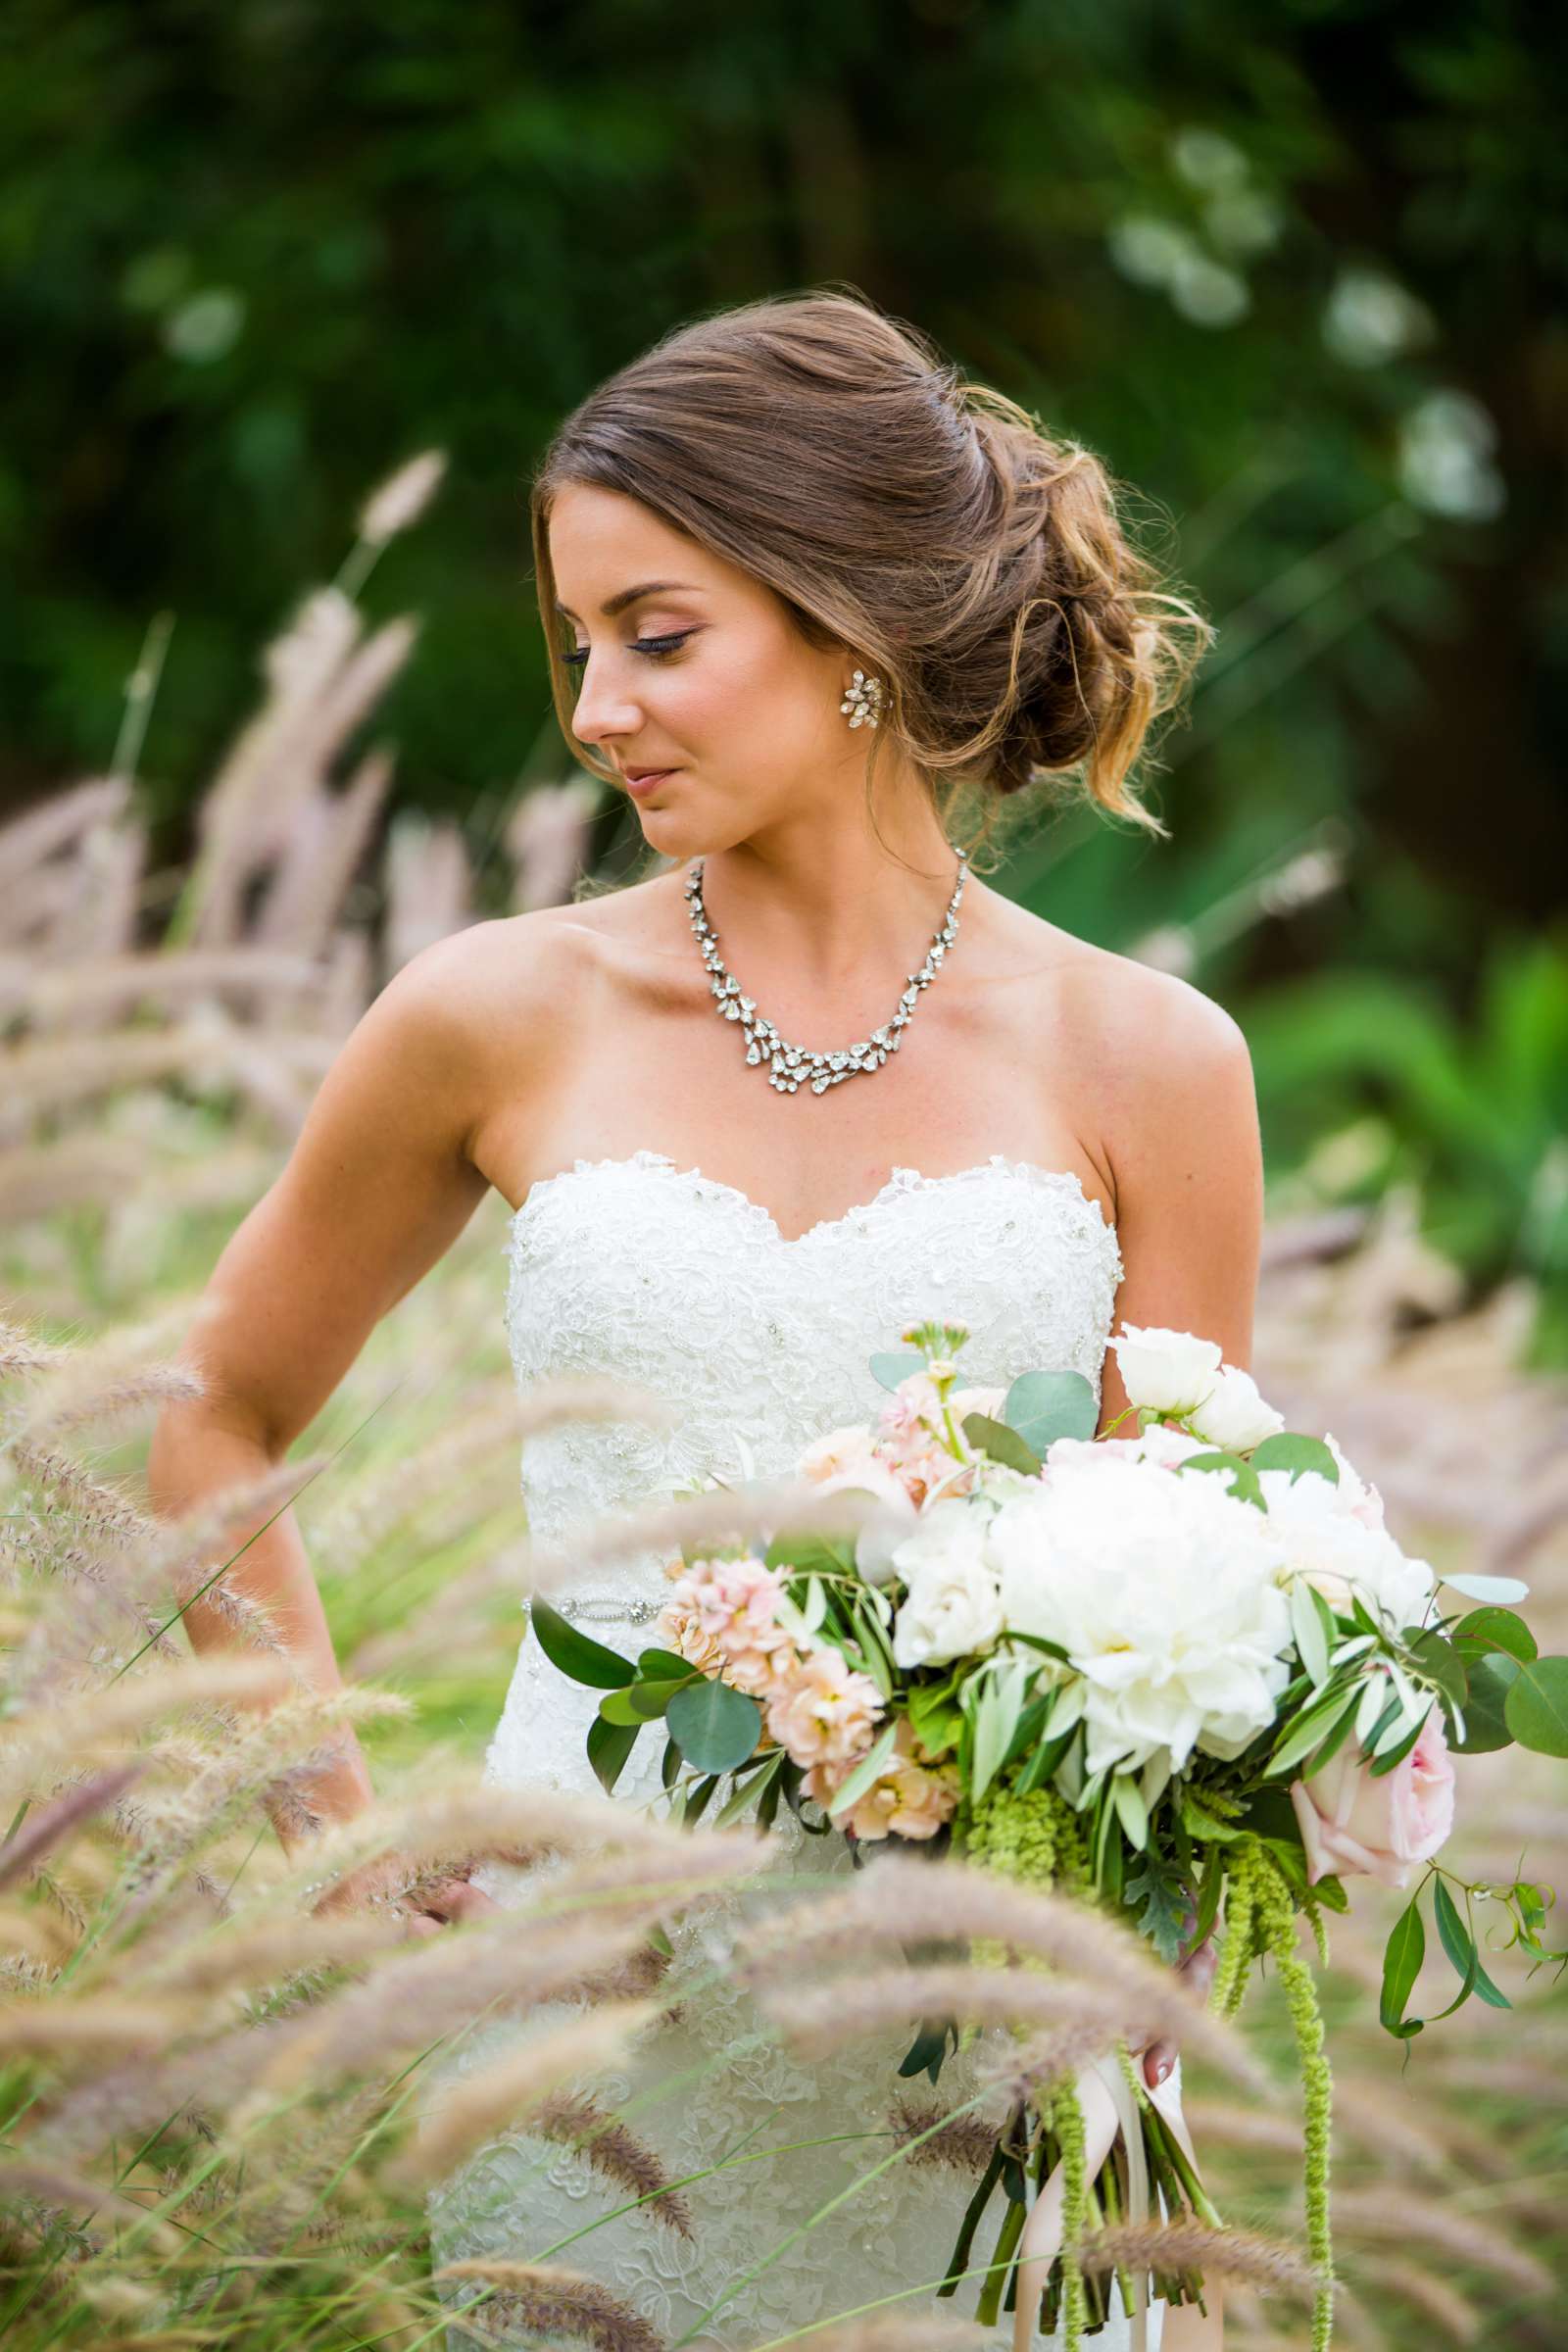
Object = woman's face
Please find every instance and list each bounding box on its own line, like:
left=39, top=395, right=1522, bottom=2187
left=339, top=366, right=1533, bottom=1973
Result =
left=547, top=483, right=858, bottom=857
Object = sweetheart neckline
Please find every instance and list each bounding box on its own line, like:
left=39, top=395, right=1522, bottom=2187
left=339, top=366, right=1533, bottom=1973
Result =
left=510, top=1146, right=1119, bottom=1253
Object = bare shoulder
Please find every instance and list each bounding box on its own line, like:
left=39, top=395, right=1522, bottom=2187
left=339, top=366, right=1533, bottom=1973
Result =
left=1056, top=938, right=1260, bottom=1234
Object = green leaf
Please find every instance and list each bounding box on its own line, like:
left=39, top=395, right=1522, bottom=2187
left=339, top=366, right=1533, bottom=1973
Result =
left=1110, top=1771, right=1150, bottom=1853
left=637, top=1646, right=693, bottom=1679
left=1451, top=1608, right=1537, bottom=1665
left=1248, top=1433, right=1340, bottom=1484
left=1503, top=1656, right=1568, bottom=1758
left=960, top=1412, right=1042, bottom=1476
left=1003, top=1368, right=1099, bottom=1453
left=1432, top=1877, right=1510, bottom=2012
left=1380, top=1895, right=1426, bottom=2036
left=824, top=1719, right=900, bottom=1817
left=1290, top=1578, right=1331, bottom=1689
left=871, top=1348, right=928, bottom=1392
left=1178, top=1793, right=1246, bottom=1843
left=710, top=1746, right=787, bottom=1830
left=1441, top=1572, right=1531, bottom=1604
left=1367, top=1703, right=1433, bottom=1777
left=598, top=1688, right=651, bottom=1728
left=664, top=1680, right=762, bottom=1775
left=624, top=1678, right=691, bottom=1721
left=1266, top=1688, right=1361, bottom=1779
left=586, top=1714, right=640, bottom=1794
left=1404, top=1630, right=1468, bottom=1712
left=1124, top=1857, right=1188, bottom=1963
left=1454, top=1653, right=1520, bottom=1753
left=1175, top=1448, right=1264, bottom=1509
left=529, top=1595, right=636, bottom=1690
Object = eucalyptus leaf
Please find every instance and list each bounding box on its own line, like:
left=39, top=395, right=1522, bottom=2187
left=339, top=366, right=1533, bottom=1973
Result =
left=665, top=1680, right=762, bottom=1775
left=1404, top=1629, right=1468, bottom=1711
left=1502, top=1655, right=1568, bottom=1758
left=1175, top=1448, right=1264, bottom=1509
left=1248, top=1433, right=1340, bottom=1485
left=1440, top=1572, right=1531, bottom=1604
left=1003, top=1367, right=1099, bottom=1452
left=960, top=1412, right=1042, bottom=1476
left=871, top=1348, right=928, bottom=1392
left=1450, top=1608, right=1537, bottom=1665
left=1453, top=1654, right=1519, bottom=1754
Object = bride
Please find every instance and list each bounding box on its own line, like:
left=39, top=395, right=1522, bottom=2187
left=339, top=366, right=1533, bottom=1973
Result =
left=154, top=293, right=1262, bottom=2348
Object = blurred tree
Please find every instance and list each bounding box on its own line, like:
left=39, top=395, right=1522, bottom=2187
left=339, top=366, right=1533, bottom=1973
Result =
left=1, top=0, right=1562, bottom=960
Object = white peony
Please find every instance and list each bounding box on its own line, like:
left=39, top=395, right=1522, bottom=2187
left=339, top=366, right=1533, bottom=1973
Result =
left=1257, top=1465, right=1435, bottom=1630
left=1189, top=1365, right=1286, bottom=1452
left=890, top=1498, right=1004, bottom=1668
left=1107, top=1324, right=1224, bottom=1415
left=985, top=1454, right=1295, bottom=1776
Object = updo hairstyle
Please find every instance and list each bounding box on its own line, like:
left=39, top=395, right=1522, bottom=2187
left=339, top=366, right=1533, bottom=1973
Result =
left=530, top=288, right=1213, bottom=869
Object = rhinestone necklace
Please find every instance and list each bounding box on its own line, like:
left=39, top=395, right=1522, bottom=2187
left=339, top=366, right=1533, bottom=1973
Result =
left=682, top=847, right=969, bottom=1095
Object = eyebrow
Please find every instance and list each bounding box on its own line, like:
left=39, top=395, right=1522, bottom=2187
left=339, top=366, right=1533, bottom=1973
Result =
left=552, top=580, right=702, bottom=621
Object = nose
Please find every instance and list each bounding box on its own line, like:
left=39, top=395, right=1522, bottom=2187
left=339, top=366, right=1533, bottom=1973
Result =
left=569, top=659, right=645, bottom=753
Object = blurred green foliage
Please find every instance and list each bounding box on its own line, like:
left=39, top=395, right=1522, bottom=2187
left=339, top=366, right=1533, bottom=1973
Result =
left=4, top=0, right=1563, bottom=929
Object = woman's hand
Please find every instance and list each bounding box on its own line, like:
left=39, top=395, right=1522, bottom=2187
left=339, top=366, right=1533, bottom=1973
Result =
left=1141, top=1926, right=1218, bottom=2088
left=308, top=1850, right=501, bottom=1938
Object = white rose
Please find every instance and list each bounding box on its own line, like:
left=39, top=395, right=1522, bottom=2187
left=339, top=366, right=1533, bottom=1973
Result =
left=890, top=1499, right=1004, bottom=1667
left=1189, top=1365, right=1285, bottom=1453
left=1257, top=1466, right=1435, bottom=1630
left=985, top=1455, right=1294, bottom=1776
left=1107, top=1324, right=1224, bottom=1415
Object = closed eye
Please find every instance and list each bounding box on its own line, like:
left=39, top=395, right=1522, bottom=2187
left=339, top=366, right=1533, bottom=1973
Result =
left=563, top=631, right=695, bottom=671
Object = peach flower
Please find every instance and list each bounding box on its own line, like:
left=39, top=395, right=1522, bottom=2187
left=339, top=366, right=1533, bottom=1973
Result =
left=763, top=1642, right=884, bottom=1770
left=1290, top=1707, right=1456, bottom=1890
left=807, top=1718, right=960, bottom=1842
left=653, top=1597, right=725, bottom=1678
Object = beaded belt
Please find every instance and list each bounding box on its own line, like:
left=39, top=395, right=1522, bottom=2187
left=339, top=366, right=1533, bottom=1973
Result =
left=525, top=1592, right=663, bottom=1628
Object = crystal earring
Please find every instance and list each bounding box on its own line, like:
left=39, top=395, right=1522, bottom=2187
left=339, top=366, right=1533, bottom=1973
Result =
left=840, top=668, right=884, bottom=729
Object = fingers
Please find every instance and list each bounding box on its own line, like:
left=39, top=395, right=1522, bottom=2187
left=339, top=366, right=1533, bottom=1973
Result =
left=1143, top=2036, right=1176, bottom=2088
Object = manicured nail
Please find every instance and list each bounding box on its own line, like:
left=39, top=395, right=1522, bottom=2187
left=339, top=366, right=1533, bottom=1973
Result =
left=1155, top=2058, right=1171, bottom=2083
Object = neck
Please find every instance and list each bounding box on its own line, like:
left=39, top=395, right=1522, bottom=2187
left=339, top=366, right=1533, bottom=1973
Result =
left=693, top=800, right=965, bottom=987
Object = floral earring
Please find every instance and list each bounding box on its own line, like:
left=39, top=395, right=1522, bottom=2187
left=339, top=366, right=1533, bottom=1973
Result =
left=840, top=668, right=884, bottom=729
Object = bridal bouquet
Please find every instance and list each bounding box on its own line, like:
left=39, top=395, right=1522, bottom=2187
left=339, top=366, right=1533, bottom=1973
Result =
left=531, top=1318, right=1568, bottom=2348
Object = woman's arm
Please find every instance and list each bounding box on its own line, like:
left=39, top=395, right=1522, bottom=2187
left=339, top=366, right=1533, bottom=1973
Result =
left=145, top=928, right=503, bottom=1876
left=1094, top=968, right=1265, bottom=1435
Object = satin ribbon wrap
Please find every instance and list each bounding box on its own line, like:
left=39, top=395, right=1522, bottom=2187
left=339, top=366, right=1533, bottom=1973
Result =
left=1009, top=2057, right=1198, bottom=2352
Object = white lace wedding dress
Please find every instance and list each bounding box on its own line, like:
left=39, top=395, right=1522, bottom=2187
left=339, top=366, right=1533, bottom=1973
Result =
left=425, top=1150, right=1179, bottom=2349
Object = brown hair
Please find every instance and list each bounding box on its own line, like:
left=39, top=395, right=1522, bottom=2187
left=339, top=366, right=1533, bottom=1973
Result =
left=529, top=287, right=1213, bottom=873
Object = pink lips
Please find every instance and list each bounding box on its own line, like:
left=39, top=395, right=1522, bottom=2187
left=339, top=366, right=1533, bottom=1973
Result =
left=625, top=768, right=679, bottom=797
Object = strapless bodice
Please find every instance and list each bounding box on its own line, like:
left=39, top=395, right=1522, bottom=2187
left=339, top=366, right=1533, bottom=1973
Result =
left=501, top=1147, right=1125, bottom=1618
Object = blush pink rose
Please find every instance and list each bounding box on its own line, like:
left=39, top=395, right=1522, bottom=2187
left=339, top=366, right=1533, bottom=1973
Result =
left=1290, top=1706, right=1456, bottom=1890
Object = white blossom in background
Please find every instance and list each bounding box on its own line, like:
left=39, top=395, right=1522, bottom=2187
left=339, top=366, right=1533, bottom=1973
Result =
left=1322, top=268, right=1435, bottom=368
left=1203, top=188, right=1284, bottom=259
left=1107, top=215, right=1203, bottom=290
left=164, top=288, right=246, bottom=365
left=1169, top=126, right=1250, bottom=193
left=1397, top=390, right=1506, bottom=520
left=1106, top=215, right=1250, bottom=326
